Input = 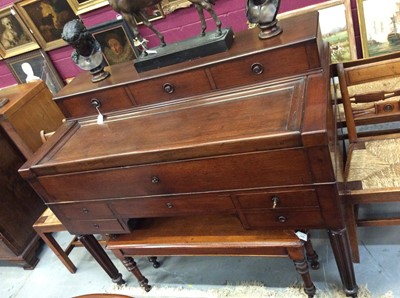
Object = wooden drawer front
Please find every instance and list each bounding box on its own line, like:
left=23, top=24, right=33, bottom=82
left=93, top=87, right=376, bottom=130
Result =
left=110, top=194, right=235, bottom=218
left=39, top=149, right=312, bottom=202
left=236, top=189, right=318, bottom=210
left=242, top=208, right=323, bottom=229
left=57, top=87, right=133, bottom=118
left=210, top=46, right=310, bottom=89
left=128, top=69, right=212, bottom=105
left=63, top=219, right=126, bottom=235
left=50, top=202, right=114, bottom=220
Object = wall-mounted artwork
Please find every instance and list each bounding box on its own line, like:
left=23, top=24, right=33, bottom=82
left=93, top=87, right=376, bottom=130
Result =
left=15, top=0, right=78, bottom=51
left=0, top=5, right=39, bottom=58
left=67, top=0, right=109, bottom=15
left=161, top=0, right=192, bottom=15
left=6, top=49, right=64, bottom=95
left=278, top=0, right=356, bottom=63
left=134, top=4, right=165, bottom=25
left=89, top=19, right=139, bottom=66
left=357, top=0, right=400, bottom=57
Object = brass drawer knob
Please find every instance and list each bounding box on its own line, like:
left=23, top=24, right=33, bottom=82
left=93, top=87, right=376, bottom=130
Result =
left=163, top=83, right=175, bottom=94
left=271, top=196, right=280, bottom=209
left=251, top=63, right=264, bottom=75
left=166, top=202, right=173, bottom=209
left=91, top=98, right=101, bottom=108
left=151, top=176, right=160, bottom=184
left=278, top=216, right=287, bottom=223
left=82, top=208, right=89, bottom=214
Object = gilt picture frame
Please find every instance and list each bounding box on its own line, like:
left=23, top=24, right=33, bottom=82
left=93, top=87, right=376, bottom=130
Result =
left=6, top=49, right=64, bottom=95
left=67, top=0, right=109, bottom=15
left=89, top=19, right=139, bottom=66
left=357, top=0, right=400, bottom=57
left=0, top=5, right=39, bottom=58
left=134, top=4, right=165, bottom=25
left=161, top=0, right=192, bottom=15
left=15, top=0, right=77, bottom=51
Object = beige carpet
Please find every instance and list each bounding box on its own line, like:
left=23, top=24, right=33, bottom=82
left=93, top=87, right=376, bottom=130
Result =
left=108, top=281, right=394, bottom=298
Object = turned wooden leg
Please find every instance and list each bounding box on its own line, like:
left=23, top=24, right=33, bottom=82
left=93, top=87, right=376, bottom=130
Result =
left=148, top=256, right=160, bottom=268
left=122, top=257, right=151, bottom=292
left=288, top=247, right=316, bottom=298
left=293, top=258, right=316, bottom=298
left=344, top=201, right=360, bottom=263
left=304, top=232, right=320, bottom=270
left=78, top=235, right=125, bottom=285
left=328, top=228, right=359, bottom=297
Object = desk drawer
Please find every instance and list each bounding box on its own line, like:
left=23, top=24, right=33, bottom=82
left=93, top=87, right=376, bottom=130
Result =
left=110, top=194, right=235, bottom=218
left=56, top=87, right=134, bottom=118
left=50, top=202, right=114, bottom=220
left=39, top=149, right=312, bottom=202
left=242, top=208, right=323, bottom=229
left=128, top=69, right=212, bottom=106
left=63, top=219, right=126, bottom=234
left=235, top=189, right=318, bottom=209
left=210, top=46, right=312, bottom=90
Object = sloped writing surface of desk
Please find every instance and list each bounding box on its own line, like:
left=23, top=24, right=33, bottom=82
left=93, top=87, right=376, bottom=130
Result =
left=19, top=12, right=358, bottom=296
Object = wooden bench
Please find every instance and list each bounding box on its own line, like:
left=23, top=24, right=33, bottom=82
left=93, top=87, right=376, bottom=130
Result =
left=107, top=215, right=319, bottom=297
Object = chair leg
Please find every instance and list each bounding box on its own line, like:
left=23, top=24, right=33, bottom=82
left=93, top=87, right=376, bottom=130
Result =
left=344, top=202, right=360, bottom=263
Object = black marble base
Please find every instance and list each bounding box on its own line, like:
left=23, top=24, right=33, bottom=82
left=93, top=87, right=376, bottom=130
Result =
left=134, top=28, right=235, bottom=73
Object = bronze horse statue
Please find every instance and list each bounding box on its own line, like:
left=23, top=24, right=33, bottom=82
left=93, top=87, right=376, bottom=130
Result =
left=108, top=0, right=222, bottom=52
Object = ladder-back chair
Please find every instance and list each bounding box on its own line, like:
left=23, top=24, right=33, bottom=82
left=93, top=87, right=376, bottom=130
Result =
left=336, top=54, right=400, bottom=263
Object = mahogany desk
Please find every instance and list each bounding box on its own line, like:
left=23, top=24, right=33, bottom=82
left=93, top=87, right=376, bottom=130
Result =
left=19, top=12, right=358, bottom=296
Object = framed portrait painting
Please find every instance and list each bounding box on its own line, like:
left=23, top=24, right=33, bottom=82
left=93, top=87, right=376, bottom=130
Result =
left=0, top=5, right=39, bottom=58
left=15, top=0, right=78, bottom=51
left=357, top=0, right=400, bottom=57
left=89, top=19, right=139, bottom=66
left=6, top=50, right=64, bottom=95
left=67, top=0, right=109, bottom=15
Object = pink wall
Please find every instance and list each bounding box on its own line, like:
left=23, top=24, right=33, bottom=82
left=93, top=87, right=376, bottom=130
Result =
left=0, top=0, right=333, bottom=88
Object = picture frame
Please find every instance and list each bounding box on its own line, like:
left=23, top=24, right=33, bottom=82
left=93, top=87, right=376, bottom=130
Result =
left=5, top=49, right=64, bottom=95
left=134, top=4, right=165, bottom=25
left=66, top=0, right=109, bottom=15
left=278, top=0, right=356, bottom=63
left=161, top=0, right=192, bottom=15
left=357, top=0, right=400, bottom=57
left=15, top=0, right=78, bottom=51
left=0, top=5, right=39, bottom=58
left=88, top=19, right=139, bottom=66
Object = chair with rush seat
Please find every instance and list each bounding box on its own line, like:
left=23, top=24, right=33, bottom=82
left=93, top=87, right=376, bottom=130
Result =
left=107, top=215, right=320, bottom=297
left=336, top=54, right=400, bottom=263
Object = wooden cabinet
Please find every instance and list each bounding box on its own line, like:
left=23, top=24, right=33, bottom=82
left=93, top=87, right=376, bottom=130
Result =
left=19, top=12, right=358, bottom=296
left=0, top=81, right=64, bottom=268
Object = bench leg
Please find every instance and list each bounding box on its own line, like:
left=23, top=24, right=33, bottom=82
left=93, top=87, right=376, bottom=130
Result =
left=122, top=257, right=151, bottom=292
left=148, top=256, right=161, bottom=268
left=304, top=232, right=320, bottom=270
left=288, top=247, right=316, bottom=298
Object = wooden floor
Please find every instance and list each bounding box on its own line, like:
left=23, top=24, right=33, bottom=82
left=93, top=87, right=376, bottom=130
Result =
left=0, top=225, right=399, bottom=298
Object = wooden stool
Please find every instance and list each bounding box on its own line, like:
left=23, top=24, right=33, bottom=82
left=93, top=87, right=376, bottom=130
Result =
left=33, top=208, right=107, bottom=273
left=107, top=215, right=319, bottom=297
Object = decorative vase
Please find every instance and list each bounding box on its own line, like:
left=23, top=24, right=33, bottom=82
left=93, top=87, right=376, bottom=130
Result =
left=62, top=19, right=110, bottom=83
left=246, top=0, right=282, bottom=39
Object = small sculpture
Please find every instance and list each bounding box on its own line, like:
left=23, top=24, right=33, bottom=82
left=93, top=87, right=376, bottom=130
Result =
left=62, top=19, right=110, bottom=82
left=108, top=0, right=222, bottom=55
left=246, top=0, right=282, bottom=39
